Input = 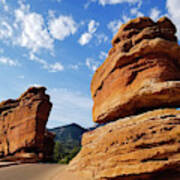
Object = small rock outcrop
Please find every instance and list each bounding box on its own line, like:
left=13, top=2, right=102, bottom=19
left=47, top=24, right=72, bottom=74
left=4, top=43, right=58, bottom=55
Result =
left=0, top=87, right=54, bottom=162
left=69, top=17, right=180, bottom=180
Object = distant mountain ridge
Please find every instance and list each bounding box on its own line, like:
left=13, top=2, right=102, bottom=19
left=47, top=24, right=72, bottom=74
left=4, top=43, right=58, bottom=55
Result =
left=48, top=123, right=87, bottom=149
left=48, top=123, right=103, bottom=163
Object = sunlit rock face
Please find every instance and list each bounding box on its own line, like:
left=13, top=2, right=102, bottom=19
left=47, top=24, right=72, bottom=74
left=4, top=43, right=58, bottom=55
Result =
left=69, top=17, right=180, bottom=180
left=91, top=16, right=180, bottom=124
left=69, top=109, right=180, bottom=180
left=0, top=87, right=54, bottom=162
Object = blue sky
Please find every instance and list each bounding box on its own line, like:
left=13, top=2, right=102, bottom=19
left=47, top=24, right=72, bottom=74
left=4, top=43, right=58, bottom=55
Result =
left=0, top=0, right=179, bottom=128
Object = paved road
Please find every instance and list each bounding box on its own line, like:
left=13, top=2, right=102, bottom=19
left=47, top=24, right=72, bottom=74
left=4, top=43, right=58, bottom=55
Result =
left=0, top=164, right=66, bottom=180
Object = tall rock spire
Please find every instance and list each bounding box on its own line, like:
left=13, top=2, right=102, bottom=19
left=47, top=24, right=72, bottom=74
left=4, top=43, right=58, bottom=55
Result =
left=0, top=87, right=54, bottom=162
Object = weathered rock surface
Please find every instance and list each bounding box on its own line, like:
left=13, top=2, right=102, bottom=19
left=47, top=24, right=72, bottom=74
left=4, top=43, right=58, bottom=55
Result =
left=91, top=17, right=180, bottom=123
left=68, top=17, right=180, bottom=180
left=0, top=87, right=54, bottom=162
left=69, top=109, right=180, bottom=180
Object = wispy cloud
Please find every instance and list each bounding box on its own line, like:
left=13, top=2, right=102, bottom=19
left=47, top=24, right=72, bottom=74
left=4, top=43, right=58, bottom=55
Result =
left=26, top=84, right=42, bottom=89
left=107, top=19, right=122, bottom=35
left=0, top=56, right=19, bottom=66
left=29, top=53, right=64, bottom=72
left=130, top=7, right=144, bottom=17
left=150, top=7, right=161, bottom=21
left=99, top=51, right=108, bottom=60
left=122, top=15, right=131, bottom=23
left=95, top=33, right=108, bottom=45
left=0, top=21, right=13, bottom=39
left=88, top=20, right=99, bottom=33
left=68, top=63, right=82, bottom=70
left=89, top=0, right=140, bottom=6
left=78, top=20, right=99, bottom=46
left=86, top=57, right=100, bottom=71
left=166, top=0, right=180, bottom=38
left=49, top=62, right=64, bottom=72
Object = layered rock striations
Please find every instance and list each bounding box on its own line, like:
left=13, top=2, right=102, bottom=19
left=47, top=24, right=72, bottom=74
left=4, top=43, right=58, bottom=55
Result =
left=91, top=17, right=180, bottom=124
left=69, top=17, right=180, bottom=180
left=70, top=109, right=180, bottom=180
left=0, top=87, right=54, bottom=162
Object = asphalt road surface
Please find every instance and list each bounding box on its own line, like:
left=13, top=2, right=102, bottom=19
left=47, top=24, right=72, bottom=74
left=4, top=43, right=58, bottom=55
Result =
left=0, top=164, right=66, bottom=180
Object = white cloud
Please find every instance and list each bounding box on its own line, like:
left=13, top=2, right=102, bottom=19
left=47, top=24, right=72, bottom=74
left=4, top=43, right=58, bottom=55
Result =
left=95, top=33, right=108, bottom=45
left=48, top=15, right=77, bottom=40
left=122, top=15, right=131, bottom=23
left=47, top=88, right=93, bottom=128
left=99, top=51, right=108, bottom=60
left=150, top=7, right=161, bottom=21
left=49, top=62, right=64, bottom=72
left=84, top=0, right=93, bottom=9
left=29, top=52, right=47, bottom=66
left=108, top=16, right=132, bottom=36
left=29, top=53, right=64, bottom=72
left=86, top=57, right=100, bottom=71
left=26, top=84, right=42, bottom=89
left=130, top=8, right=144, bottom=17
left=91, top=0, right=139, bottom=6
left=78, top=33, right=92, bottom=46
left=14, top=3, right=53, bottom=53
left=0, top=21, right=13, bottom=39
left=88, top=20, right=99, bottom=33
left=166, top=0, right=180, bottom=38
left=78, top=20, right=99, bottom=46
left=107, top=19, right=122, bottom=35
left=48, top=10, right=56, bottom=19
left=130, top=8, right=138, bottom=15
left=0, top=57, right=19, bottom=66
left=69, top=64, right=81, bottom=70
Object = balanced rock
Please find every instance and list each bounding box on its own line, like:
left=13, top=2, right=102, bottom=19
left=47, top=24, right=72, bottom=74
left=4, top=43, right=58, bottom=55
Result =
left=0, top=87, right=54, bottom=162
left=91, top=17, right=180, bottom=123
left=69, top=108, right=180, bottom=180
left=69, top=17, right=180, bottom=180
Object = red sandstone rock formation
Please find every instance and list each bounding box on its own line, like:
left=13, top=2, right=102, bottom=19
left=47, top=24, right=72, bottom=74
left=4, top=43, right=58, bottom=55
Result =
left=69, top=17, right=180, bottom=180
left=69, top=109, right=180, bottom=180
left=0, top=87, right=54, bottom=162
left=91, top=17, right=180, bottom=124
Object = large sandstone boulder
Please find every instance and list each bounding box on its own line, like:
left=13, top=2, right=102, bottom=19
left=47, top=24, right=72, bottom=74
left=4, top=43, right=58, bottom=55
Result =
left=0, top=87, right=54, bottom=162
left=68, top=16, right=180, bottom=180
left=69, top=109, right=180, bottom=180
left=91, top=17, right=180, bottom=123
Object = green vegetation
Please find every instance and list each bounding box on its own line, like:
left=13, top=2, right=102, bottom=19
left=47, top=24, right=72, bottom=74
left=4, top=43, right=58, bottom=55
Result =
left=53, top=141, right=81, bottom=164
left=49, top=123, right=86, bottom=164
